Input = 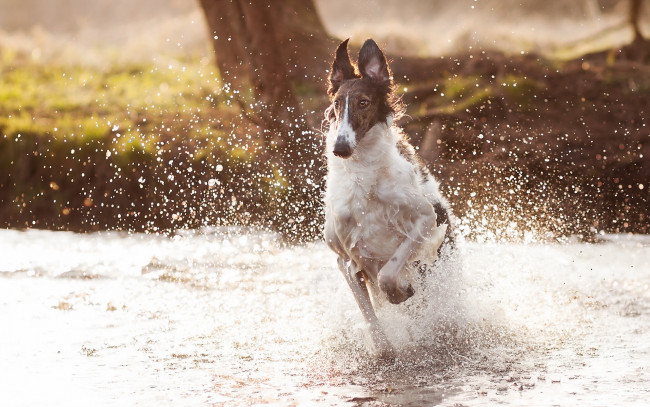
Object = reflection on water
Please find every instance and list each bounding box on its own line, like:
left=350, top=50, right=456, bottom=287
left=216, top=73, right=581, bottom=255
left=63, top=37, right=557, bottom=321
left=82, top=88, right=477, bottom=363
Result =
left=1, top=229, right=649, bottom=406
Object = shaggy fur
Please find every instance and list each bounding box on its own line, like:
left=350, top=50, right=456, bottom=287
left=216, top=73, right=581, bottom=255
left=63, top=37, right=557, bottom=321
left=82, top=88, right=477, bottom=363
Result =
left=323, top=39, right=455, bottom=357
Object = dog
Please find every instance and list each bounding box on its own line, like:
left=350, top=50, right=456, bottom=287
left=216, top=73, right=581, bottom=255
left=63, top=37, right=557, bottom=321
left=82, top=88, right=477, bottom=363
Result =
left=323, top=39, right=456, bottom=357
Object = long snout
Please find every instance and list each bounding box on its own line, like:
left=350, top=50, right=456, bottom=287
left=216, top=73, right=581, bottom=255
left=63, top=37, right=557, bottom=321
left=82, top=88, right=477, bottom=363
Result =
left=331, top=95, right=356, bottom=159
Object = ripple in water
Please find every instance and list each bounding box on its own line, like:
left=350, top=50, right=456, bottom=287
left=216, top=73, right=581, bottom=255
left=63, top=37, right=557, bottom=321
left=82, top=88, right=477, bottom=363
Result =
left=0, top=229, right=649, bottom=406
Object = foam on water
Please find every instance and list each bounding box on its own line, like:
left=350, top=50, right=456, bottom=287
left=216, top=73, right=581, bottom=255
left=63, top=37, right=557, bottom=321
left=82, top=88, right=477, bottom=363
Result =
left=1, top=229, right=649, bottom=405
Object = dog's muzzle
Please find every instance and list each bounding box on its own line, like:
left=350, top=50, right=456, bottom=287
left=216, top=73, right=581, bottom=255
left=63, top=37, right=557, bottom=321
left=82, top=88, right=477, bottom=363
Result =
left=333, top=138, right=353, bottom=158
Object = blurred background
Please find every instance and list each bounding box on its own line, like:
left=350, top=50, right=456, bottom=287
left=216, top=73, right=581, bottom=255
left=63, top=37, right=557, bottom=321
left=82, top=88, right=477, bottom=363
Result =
left=0, top=0, right=648, bottom=241
left=1, top=0, right=647, bottom=62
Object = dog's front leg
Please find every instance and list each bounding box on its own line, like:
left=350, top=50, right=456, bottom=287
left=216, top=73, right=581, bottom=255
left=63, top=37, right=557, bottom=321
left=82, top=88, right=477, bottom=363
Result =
left=378, top=203, right=441, bottom=304
left=336, top=257, right=395, bottom=358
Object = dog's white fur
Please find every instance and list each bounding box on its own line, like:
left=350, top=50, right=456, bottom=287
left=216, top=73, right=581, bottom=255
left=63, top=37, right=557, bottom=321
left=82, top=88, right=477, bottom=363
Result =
left=336, top=96, right=357, bottom=149
left=323, top=39, right=454, bottom=357
left=325, top=119, right=447, bottom=265
left=324, top=119, right=449, bottom=356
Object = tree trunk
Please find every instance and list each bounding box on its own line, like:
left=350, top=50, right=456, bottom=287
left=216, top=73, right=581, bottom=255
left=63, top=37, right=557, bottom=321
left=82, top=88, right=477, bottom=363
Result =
left=198, top=0, right=335, bottom=133
left=619, top=0, right=649, bottom=62
left=198, top=0, right=337, bottom=241
left=630, top=0, right=644, bottom=43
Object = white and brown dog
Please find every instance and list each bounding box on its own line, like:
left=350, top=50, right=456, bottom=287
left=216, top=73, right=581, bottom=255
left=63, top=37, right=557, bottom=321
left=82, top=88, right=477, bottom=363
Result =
left=323, top=39, right=456, bottom=357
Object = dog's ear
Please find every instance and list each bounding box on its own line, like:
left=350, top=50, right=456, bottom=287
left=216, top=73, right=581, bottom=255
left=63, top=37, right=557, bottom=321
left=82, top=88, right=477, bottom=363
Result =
left=328, top=39, right=356, bottom=96
left=358, top=39, right=391, bottom=85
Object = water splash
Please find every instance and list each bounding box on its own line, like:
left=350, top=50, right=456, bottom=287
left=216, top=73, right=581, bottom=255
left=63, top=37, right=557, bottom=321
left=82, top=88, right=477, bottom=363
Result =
left=1, top=229, right=649, bottom=405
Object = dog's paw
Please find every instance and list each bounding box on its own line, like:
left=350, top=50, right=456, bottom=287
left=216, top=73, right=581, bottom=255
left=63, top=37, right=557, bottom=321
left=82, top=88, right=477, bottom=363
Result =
left=378, top=271, right=415, bottom=304
left=386, top=283, right=415, bottom=304
left=369, top=326, right=396, bottom=360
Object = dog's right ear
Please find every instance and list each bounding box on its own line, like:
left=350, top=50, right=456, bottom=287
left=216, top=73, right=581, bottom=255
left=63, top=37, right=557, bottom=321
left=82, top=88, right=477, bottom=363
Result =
left=358, top=39, right=391, bottom=85
left=328, top=39, right=356, bottom=97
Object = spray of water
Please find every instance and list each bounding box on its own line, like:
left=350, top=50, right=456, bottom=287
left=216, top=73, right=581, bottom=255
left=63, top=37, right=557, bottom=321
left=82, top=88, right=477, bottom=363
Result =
left=1, top=2, right=649, bottom=405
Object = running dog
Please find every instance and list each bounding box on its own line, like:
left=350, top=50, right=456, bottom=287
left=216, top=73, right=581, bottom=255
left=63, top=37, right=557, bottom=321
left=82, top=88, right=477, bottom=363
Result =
left=323, top=39, right=455, bottom=357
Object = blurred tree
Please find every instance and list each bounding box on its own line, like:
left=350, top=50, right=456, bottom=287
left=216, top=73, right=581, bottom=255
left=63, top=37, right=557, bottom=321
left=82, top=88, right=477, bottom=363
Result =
left=198, top=0, right=336, bottom=136
left=621, top=0, right=649, bottom=61
left=630, top=0, right=644, bottom=43
left=198, top=0, right=338, bottom=240
left=197, top=0, right=445, bottom=127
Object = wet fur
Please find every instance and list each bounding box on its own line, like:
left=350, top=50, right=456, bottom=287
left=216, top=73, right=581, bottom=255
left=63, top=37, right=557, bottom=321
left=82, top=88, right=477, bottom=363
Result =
left=323, top=39, right=456, bottom=356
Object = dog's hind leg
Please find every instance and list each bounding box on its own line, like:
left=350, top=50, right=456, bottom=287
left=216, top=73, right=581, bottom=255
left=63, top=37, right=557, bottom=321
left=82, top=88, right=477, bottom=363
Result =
left=337, top=257, right=395, bottom=359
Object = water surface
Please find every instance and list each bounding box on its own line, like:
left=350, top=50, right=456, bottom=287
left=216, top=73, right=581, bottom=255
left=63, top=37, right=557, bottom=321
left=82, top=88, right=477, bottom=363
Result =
left=1, top=229, right=649, bottom=406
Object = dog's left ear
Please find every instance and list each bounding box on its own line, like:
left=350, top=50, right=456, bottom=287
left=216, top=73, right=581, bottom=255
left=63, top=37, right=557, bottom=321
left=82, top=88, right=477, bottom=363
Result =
left=358, top=39, right=391, bottom=85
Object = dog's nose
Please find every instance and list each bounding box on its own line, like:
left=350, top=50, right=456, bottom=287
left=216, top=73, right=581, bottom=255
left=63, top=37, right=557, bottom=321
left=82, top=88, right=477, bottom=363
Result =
left=333, top=141, right=352, bottom=158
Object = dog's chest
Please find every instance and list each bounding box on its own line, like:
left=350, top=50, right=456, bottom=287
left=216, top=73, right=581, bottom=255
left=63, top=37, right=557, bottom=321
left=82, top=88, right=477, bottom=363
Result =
left=328, top=157, right=422, bottom=260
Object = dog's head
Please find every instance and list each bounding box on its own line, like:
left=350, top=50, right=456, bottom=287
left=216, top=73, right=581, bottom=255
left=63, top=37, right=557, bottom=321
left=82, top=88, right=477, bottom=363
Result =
left=326, top=39, right=400, bottom=159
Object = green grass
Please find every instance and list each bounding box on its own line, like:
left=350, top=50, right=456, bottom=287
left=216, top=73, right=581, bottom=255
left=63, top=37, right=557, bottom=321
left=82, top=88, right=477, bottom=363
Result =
left=404, top=73, right=542, bottom=120
left=0, top=56, right=281, bottom=233
left=0, top=57, right=226, bottom=140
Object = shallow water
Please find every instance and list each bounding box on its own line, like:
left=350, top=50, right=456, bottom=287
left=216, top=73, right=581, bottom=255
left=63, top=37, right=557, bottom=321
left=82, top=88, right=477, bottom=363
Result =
left=1, top=228, right=649, bottom=406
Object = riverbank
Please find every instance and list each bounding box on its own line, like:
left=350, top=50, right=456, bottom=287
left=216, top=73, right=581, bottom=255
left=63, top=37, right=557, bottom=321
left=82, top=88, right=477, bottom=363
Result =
left=1, top=48, right=648, bottom=240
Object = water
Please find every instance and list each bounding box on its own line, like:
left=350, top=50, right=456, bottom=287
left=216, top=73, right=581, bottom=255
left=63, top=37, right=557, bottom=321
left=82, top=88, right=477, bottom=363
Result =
left=1, top=228, right=649, bottom=406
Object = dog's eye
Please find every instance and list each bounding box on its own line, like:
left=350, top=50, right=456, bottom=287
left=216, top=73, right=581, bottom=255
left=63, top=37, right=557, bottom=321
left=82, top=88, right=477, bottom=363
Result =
left=359, top=100, right=370, bottom=108
left=334, top=100, right=340, bottom=109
